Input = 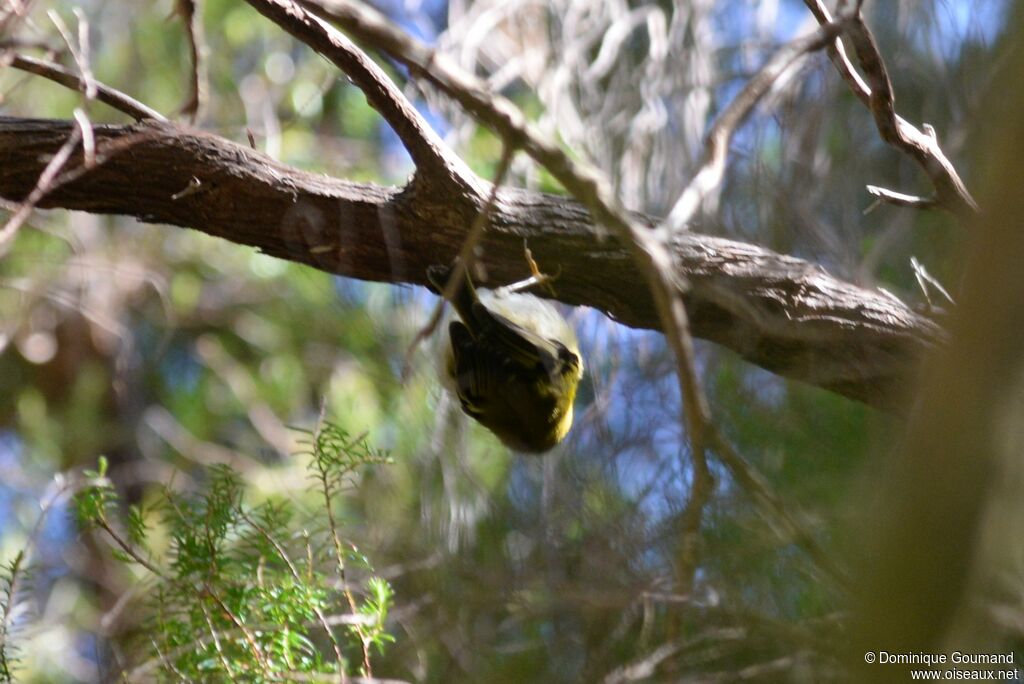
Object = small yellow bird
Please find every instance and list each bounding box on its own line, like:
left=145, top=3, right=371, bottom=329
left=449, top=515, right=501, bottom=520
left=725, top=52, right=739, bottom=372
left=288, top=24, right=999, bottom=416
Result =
left=427, top=264, right=584, bottom=453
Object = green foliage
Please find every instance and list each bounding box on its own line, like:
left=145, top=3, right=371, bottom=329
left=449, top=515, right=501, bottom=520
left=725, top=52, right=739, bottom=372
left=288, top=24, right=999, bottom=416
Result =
left=72, top=455, right=115, bottom=530
left=360, top=577, right=396, bottom=656
left=300, top=421, right=394, bottom=497
left=0, top=551, right=26, bottom=683
left=61, top=423, right=396, bottom=681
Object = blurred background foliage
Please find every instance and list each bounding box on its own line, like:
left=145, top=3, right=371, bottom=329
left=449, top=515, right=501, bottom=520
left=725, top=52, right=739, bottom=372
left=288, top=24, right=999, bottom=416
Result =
left=0, top=0, right=1016, bottom=681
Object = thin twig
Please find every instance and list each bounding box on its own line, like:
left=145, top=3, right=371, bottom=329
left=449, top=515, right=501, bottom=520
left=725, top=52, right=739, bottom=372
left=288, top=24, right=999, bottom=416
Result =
left=96, top=518, right=167, bottom=579
left=313, top=422, right=367, bottom=680
left=237, top=508, right=347, bottom=670
left=72, top=107, right=95, bottom=167
left=3, top=53, right=165, bottom=120
left=910, top=256, right=955, bottom=308
left=175, top=0, right=209, bottom=122
left=676, top=445, right=713, bottom=593
left=803, top=0, right=871, bottom=105
left=47, top=9, right=96, bottom=101
left=198, top=597, right=242, bottom=682
left=149, top=635, right=191, bottom=681
left=0, top=0, right=41, bottom=37
left=627, top=16, right=851, bottom=591
left=654, top=22, right=849, bottom=572
left=0, top=38, right=57, bottom=51
left=202, top=582, right=270, bottom=674
left=864, top=185, right=937, bottom=212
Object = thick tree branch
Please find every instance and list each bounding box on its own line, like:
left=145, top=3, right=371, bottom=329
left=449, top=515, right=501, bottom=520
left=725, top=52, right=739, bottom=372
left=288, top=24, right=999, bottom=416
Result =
left=0, top=117, right=943, bottom=409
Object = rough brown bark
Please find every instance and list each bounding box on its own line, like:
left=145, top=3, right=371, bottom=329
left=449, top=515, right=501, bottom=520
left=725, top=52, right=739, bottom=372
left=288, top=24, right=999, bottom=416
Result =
left=0, top=116, right=943, bottom=408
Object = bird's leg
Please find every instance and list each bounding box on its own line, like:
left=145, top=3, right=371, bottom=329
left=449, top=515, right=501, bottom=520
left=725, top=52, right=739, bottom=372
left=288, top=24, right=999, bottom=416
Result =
left=499, top=240, right=561, bottom=296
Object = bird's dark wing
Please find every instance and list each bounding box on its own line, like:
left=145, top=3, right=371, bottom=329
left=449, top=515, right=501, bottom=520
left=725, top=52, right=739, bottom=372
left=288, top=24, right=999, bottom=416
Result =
left=448, top=321, right=492, bottom=417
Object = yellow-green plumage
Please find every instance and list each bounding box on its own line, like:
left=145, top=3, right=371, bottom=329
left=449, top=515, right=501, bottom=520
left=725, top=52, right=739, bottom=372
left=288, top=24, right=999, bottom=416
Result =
left=428, top=265, right=583, bottom=453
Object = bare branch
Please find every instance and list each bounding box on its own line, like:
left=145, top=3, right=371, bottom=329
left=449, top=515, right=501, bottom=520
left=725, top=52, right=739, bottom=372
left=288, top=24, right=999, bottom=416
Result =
left=2, top=53, right=165, bottom=121
left=864, top=185, right=937, bottom=212
left=174, top=0, right=209, bottom=122
left=804, top=2, right=978, bottom=219
left=244, top=0, right=482, bottom=197
left=48, top=8, right=96, bottom=101
left=803, top=0, right=871, bottom=105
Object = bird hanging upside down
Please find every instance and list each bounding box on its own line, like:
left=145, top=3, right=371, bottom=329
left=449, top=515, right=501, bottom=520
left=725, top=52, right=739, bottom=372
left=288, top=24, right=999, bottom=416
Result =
left=427, top=264, right=584, bottom=453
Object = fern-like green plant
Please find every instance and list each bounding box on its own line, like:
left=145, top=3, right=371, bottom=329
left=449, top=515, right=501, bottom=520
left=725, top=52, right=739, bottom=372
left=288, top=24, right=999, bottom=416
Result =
left=50, top=420, right=396, bottom=682
left=0, top=551, right=27, bottom=683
